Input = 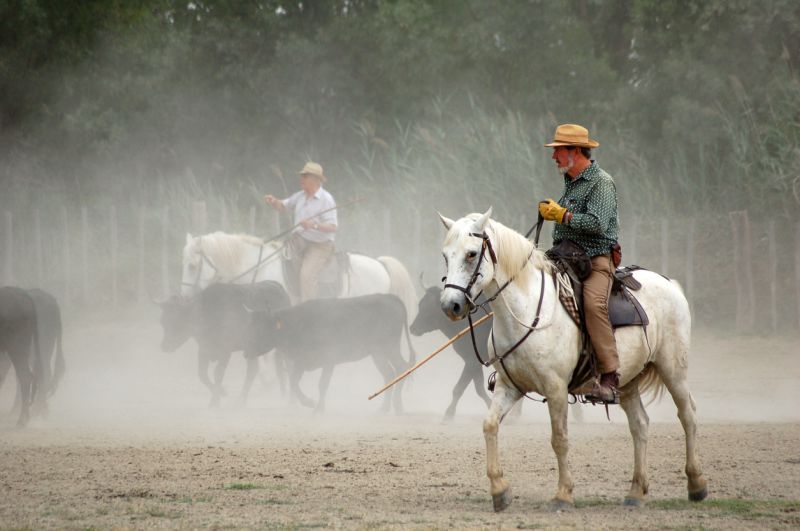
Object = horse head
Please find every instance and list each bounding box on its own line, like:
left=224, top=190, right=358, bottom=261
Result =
left=180, top=233, right=218, bottom=297
left=438, top=207, right=496, bottom=320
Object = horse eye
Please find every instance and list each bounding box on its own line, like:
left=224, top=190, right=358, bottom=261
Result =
left=466, top=250, right=478, bottom=260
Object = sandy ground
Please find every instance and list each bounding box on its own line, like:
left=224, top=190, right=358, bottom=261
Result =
left=0, top=306, right=799, bottom=529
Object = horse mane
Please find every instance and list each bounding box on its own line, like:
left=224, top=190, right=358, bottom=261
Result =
left=448, top=213, right=551, bottom=292
left=187, top=231, right=277, bottom=276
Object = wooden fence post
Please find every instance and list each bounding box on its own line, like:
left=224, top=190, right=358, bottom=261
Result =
left=248, top=206, right=256, bottom=235
left=138, top=206, right=146, bottom=303
left=660, top=218, right=669, bottom=276
left=729, top=210, right=755, bottom=331
left=220, top=200, right=229, bottom=232
left=628, top=216, right=638, bottom=265
left=795, top=222, right=800, bottom=331
left=685, top=219, right=695, bottom=315
left=109, top=205, right=118, bottom=308
left=4, top=211, right=13, bottom=286
left=383, top=209, right=392, bottom=255
left=81, top=205, right=89, bottom=304
left=34, top=209, right=43, bottom=288
left=161, top=205, right=170, bottom=297
left=767, top=220, right=777, bottom=333
left=61, top=206, right=71, bottom=304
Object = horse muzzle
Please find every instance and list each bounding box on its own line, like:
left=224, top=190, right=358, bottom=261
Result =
left=440, top=289, right=470, bottom=321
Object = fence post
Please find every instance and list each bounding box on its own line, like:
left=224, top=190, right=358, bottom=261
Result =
left=729, top=210, right=755, bottom=331
left=109, top=205, right=118, bottom=308
left=34, top=209, right=43, bottom=288
left=81, top=205, right=89, bottom=304
left=660, top=218, right=669, bottom=276
left=220, top=200, right=229, bottom=232
left=767, top=220, right=777, bottom=333
left=685, top=219, right=695, bottom=316
left=383, top=209, right=392, bottom=256
left=628, top=216, right=638, bottom=265
left=138, top=206, right=146, bottom=303
left=248, top=206, right=256, bottom=235
left=413, top=208, right=422, bottom=276
left=161, top=205, right=170, bottom=297
left=795, top=222, right=800, bottom=331
left=4, top=211, right=13, bottom=286
left=61, top=206, right=71, bottom=304
left=192, top=200, right=207, bottom=235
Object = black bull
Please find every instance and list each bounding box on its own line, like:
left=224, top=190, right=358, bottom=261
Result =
left=246, top=293, right=416, bottom=414
left=0, top=286, right=41, bottom=426
left=158, top=281, right=291, bottom=407
left=410, top=286, right=492, bottom=420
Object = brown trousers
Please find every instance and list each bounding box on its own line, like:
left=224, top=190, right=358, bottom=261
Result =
left=583, top=254, right=620, bottom=374
left=300, top=240, right=335, bottom=302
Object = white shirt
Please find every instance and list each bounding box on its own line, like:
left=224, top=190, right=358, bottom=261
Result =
left=282, top=187, right=337, bottom=243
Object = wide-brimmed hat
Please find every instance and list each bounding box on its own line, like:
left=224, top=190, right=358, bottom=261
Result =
left=298, top=161, right=326, bottom=182
left=544, top=124, right=599, bottom=148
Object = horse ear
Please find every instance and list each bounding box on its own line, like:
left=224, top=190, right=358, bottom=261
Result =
left=475, top=206, right=493, bottom=231
left=438, top=212, right=455, bottom=230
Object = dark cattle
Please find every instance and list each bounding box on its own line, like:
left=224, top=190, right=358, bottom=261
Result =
left=27, top=289, right=65, bottom=407
left=158, top=281, right=290, bottom=407
left=247, top=293, right=416, bottom=414
left=410, top=286, right=491, bottom=421
left=0, top=286, right=41, bottom=426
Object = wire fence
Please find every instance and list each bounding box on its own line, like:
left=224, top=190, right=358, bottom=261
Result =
left=1, top=202, right=799, bottom=334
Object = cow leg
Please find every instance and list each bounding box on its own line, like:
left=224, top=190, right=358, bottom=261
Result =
left=443, top=362, right=474, bottom=422
left=289, top=364, right=315, bottom=408
left=239, top=353, right=259, bottom=406
left=370, top=356, right=396, bottom=414
left=314, top=364, right=334, bottom=414
left=196, top=350, right=216, bottom=406
left=210, top=352, right=231, bottom=407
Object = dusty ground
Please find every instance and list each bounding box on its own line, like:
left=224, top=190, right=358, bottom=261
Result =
left=0, top=306, right=798, bottom=529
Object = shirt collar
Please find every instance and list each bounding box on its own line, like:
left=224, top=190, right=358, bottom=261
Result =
left=564, top=161, right=598, bottom=184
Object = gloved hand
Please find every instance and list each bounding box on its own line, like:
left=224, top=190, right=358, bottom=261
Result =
left=538, top=199, right=568, bottom=223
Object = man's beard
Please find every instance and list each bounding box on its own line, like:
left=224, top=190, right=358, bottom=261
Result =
left=557, top=152, right=574, bottom=175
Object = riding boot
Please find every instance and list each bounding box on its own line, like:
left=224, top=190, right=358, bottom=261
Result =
left=586, top=371, right=620, bottom=405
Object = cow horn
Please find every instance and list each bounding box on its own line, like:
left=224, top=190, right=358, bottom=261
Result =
left=418, top=272, right=430, bottom=291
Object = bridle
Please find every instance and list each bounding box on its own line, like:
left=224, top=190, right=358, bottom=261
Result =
left=442, top=218, right=551, bottom=402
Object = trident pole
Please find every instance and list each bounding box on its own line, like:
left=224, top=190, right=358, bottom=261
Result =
left=368, top=313, right=493, bottom=400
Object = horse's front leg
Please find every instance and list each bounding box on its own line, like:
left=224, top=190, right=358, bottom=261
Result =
left=546, top=389, right=574, bottom=509
left=483, top=378, right=522, bottom=512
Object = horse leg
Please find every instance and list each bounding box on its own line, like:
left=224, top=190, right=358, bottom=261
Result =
left=483, top=379, right=522, bottom=512
left=661, top=373, right=708, bottom=501
left=546, top=390, right=574, bottom=509
left=443, top=363, right=473, bottom=422
left=619, top=385, right=649, bottom=506
left=314, top=364, right=334, bottom=414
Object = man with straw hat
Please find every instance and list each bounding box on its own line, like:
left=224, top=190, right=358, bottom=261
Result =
left=264, top=161, right=337, bottom=301
left=539, top=124, right=621, bottom=404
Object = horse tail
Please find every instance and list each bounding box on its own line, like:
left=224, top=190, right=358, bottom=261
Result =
left=636, top=363, right=667, bottom=405
left=377, top=256, right=418, bottom=319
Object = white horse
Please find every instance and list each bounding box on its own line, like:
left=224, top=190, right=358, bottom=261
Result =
left=438, top=208, right=708, bottom=511
left=180, top=232, right=417, bottom=314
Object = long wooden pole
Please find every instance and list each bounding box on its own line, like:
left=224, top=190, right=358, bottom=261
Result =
left=368, top=312, right=493, bottom=400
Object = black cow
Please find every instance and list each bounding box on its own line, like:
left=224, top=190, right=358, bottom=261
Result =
left=158, top=281, right=290, bottom=407
left=0, top=286, right=41, bottom=426
left=410, top=286, right=492, bottom=421
left=247, top=293, right=416, bottom=414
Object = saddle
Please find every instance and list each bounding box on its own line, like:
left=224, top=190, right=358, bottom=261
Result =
left=282, top=237, right=349, bottom=299
left=549, top=257, right=651, bottom=396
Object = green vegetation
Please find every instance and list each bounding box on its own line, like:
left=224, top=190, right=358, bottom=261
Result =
left=224, top=482, right=263, bottom=490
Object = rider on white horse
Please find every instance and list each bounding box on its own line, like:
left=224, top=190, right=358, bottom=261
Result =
left=264, top=161, right=337, bottom=301
left=539, top=123, right=621, bottom=404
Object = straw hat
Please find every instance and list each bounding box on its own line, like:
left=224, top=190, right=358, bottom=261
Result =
left=544, top=124, right=600, bottom=148
left=298, top=161, right=326, bottom=183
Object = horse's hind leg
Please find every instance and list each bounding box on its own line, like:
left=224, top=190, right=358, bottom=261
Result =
left=483, top=379, right=522, bottom=512
left=660, top=371, right=708, bottom=501
left=619, top=384, right=649, bottom=506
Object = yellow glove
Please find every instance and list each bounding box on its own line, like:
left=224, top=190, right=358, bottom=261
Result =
left=538, top=199, right=568, bottom=223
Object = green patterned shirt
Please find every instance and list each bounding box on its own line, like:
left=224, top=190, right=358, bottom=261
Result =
left=552, top=162, right=619, bottom=257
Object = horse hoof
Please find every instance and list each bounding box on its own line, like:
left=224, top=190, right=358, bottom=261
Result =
left=492, top=488, right=512, bottom=512
left=549, top=499, right=573, bottom=512
left=689, top=486, right=708, bottom=502
left=623, top=497, right=645, bottom=507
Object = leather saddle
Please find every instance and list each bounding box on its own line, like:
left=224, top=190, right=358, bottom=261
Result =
left=281, top=240, right=349, bottom=300
left=550, top=260, right=652, bottom=396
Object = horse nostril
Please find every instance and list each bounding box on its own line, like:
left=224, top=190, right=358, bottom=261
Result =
left=452, top=302, right=461, bottom=315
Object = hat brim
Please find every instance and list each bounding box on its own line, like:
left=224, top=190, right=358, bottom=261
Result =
left=544, top=140, right=600, bottom=148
